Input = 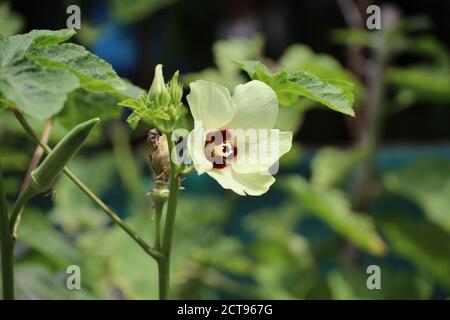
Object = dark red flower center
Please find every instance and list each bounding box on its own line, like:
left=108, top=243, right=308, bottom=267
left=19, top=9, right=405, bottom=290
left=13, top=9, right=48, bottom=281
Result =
left=204, top=129, right=237, bottom=169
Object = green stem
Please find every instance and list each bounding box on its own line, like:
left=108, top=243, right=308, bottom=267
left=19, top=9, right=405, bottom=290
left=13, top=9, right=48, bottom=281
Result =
left=14, top=119, right=53, bottom=238
left=13, top=110, right=163, bottom=261
left=154, top=202, right=163, bottom=251
left=63, top=168, right=163, bottom=260
left=0, top=162, right=14, bottom=300
left=158, top=134, right=180, bottom=300
left=9, top=187, right=38, bottom=238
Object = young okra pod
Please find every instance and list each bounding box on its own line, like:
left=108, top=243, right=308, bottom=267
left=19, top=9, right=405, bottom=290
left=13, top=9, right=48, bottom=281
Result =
left=30, top=118, right=100, bottom=193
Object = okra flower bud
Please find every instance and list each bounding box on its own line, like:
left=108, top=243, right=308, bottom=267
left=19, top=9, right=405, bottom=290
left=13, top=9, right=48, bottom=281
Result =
left=168, top=71, right=183, bottom=106
left=30, top=118, right=100, bottom=193
left=149, top=64, right=171, bottom=107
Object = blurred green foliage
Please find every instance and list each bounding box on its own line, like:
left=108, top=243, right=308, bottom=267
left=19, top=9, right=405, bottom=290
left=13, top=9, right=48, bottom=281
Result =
left=0, top=2, right=23, bottom=37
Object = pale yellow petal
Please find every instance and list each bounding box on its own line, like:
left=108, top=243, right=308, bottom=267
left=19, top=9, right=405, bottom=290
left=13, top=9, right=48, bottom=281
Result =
left=232, top=129, right=293, bottom=174
left=187, top=80, right=236, bottom=129
left=226, top=80, right=278, bottom=130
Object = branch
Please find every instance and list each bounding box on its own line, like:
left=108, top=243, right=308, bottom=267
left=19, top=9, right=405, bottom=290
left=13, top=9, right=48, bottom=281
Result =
left=13, top=119, right=53, bottom=238
left=13, top=109, right=163, bottom=261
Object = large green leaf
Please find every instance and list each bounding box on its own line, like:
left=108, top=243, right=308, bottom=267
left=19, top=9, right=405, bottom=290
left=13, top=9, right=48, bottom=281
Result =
left=0, top=29, right=76, bottom=66
left=384, top=160, right=450, bottom=232
left=117, top=78, right=146, bottom=99
left=29, top=43, right=125, bottom=92
left=57, top=89, right=122, bottom=129
left=0, top=29, right=82, bottom=119
left=379, top=213, right=450, bottom=289
left=0, top=29, right=128, bottom=120
left=283, top=175, right=386, bottom=255
left=236, top=60, right=355, bottom=116
left=279, top=44, right=362, bottom=99
left=0, top=58, right=79, bottom=119
left=56, top=79, right=144, bottom=129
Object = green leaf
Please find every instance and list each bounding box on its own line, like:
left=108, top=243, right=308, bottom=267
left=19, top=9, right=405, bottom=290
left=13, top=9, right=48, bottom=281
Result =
left=0, top=29, right=128, bottom=120
left=387, top=67, right=450, bottom=103
left=279, top=44, right=362, bottom=99
left=283, top=175, right=386, bottom=255
left=0, top=29, right=84, bottom=119
left=28, top=29, right=77, bottom=48
left=384, top=160, right=450, bottom=232
left=126, top=110, right=143, bottom=129
left=29, top=43, right=125, bottom=92
left=311, top=147, right=364, bottom=189
left=0, top=29, right=76, bottom=66
left=116, top=79, right=146, bottom=99
left=126, top=106, right=170, bottom=129
left=57, top=89, right=122, bottom=129
left=285, top=71, right=355, bottom=116
left=236, top=60, right=355, bottom=116
left=0, top=58, right=79, bottom=119
left=118, top=98, right=144, bottom=110
left=379, top=213, right=450, bottom=289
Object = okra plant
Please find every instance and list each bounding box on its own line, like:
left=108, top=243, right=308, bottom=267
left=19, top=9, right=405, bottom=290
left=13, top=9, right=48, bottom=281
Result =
left=0, top=29, right=354, bottom=300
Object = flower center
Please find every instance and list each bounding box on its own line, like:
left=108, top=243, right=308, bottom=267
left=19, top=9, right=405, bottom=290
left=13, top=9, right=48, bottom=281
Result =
left=204, top=129, right=237, bottom=169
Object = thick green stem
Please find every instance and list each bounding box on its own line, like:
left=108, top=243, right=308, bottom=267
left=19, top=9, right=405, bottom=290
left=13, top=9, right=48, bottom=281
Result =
left=0, top=162, right=14, bottom=300
left=151, top=182, right=169, bottom=251
left=13, top=110, right=163, bottom=261
left=158, top=134, right=180, bottom=300
left=154, top=202, right=163, bottom=251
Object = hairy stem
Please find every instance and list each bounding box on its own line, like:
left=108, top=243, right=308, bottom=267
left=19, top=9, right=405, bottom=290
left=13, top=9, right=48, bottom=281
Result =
left=158, top=134, right=180, bottom=300
left=13, top=110, right=163, bottom=261
left=0, top=162, right=14, bottom=300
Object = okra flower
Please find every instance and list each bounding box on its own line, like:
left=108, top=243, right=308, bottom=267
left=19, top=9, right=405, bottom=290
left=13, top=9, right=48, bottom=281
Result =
left=186, top=80, right=292, bottom=195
